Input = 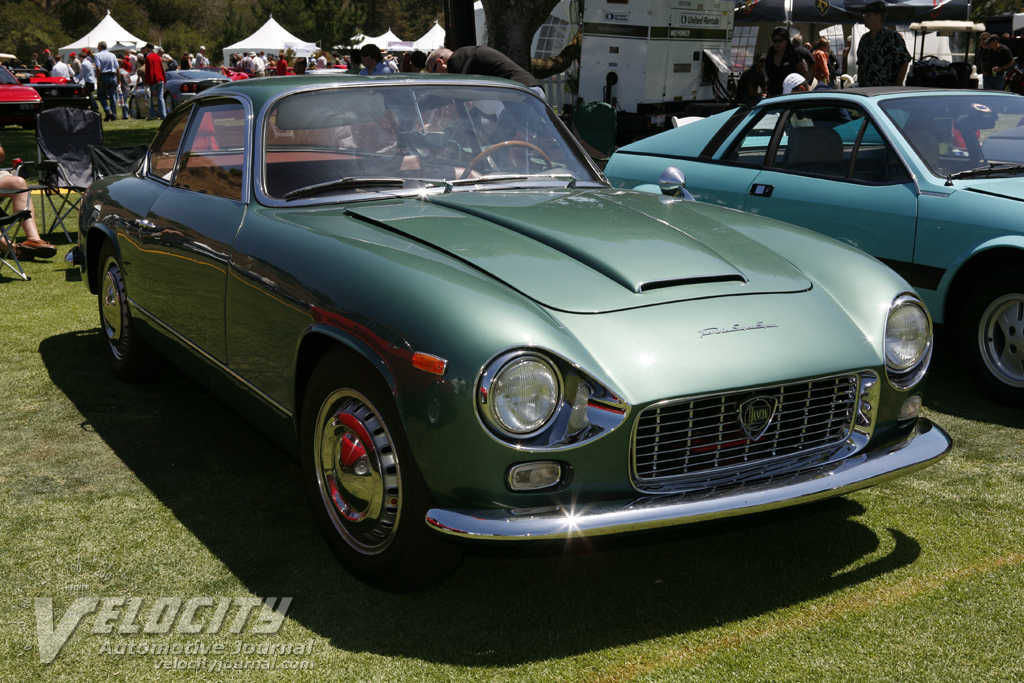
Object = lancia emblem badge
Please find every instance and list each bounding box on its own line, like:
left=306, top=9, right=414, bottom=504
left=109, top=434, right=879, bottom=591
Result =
left=738, top=396, right=778, bottom=441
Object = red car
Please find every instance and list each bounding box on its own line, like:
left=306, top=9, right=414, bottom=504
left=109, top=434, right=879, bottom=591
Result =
left=196, top=66, right=249, bottom=81
left=0, top=65, right=42, bottom=128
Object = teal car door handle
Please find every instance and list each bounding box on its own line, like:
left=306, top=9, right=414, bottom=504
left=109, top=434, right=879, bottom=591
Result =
left=750, top=183, right=774, bottom=197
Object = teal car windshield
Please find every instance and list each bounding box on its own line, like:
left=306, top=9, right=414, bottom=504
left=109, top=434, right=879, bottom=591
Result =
left=879, top=93, right=1024, bottom=179
left=263, top=84, right=601, bottom=199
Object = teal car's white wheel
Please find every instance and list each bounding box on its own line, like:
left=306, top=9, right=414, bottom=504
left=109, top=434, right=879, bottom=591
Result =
left=961, top=270, right=1024, bottom=405
left=301, top=350, right=463, bottom=591
left=97, top=240, right=155, bottom=382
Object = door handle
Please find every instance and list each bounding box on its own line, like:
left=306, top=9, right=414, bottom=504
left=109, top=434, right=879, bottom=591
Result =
left=749, top=183, right=774, bottom=197
left=133, top=219, right=156, bottom=238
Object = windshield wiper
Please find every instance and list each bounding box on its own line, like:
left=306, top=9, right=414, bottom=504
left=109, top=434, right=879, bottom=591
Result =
left=945, top=162, right=1024, bottom=185
left=284, top=177, right=452, bottom=200
left=442, top=173, right=579, bottom=193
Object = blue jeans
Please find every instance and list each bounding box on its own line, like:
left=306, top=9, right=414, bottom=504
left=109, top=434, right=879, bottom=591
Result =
left=983, top=72, right=1006, bottom=90
left=97, top=72, right=118, bottom=116
left=149, top=82, right=167, bottom=119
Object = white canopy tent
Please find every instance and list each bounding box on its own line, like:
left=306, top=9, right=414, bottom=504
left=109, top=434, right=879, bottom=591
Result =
left=412, top=22, right=446, bottom=52
left=223, top=16, right=315, bottom=65
left=59, top=10, right=148, bottom=57
left=350, top=30, right=404, bottom=50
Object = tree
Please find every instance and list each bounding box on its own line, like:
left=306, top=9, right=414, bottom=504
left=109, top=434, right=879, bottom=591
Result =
left=479, top=0, right=561, bottom=69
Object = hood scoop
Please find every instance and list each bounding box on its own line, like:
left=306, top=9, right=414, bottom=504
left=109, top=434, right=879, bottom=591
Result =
left=342, top=191, right=811, bottom=313
left=639, top=273, right=748, bottom=293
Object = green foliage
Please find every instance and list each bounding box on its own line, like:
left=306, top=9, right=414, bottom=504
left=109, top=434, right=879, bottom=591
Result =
left=0, top=0, right=69, bottom=64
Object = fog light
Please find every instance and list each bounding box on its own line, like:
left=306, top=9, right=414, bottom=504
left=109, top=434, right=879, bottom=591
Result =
left=899, top=395, right=922, bottom=421
left=508, top=461, right=561, bottom=491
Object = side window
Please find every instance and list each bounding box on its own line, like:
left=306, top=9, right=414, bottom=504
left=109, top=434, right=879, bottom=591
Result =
left=148, top=106, right=193, bottom=182
left=722, top=109, right=781, bottom=165
left=173, top=100, right=246, bottom=201
left=770, top=104, right=910, bottom=184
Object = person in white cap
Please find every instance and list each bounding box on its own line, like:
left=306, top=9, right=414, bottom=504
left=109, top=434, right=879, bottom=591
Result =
left=194, top=46, right=210, bottom=68
left=782, top=72, right=809, bottom=94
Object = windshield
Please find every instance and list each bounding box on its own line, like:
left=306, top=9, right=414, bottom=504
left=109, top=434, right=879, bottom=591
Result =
left=0, top=66, right=19, bottom=85
left=880, top=93, right=1024, bottom=179
left=262, top=83, right=600, bottom=199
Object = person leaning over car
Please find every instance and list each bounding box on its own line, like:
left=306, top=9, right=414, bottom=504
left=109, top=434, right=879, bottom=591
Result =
left=981, top=34, right=1015, bottom=90
left=857, top=1, right=911, bottom=87
left=426, top=45, right=545, bottom=100
left=0, top=140, right=57, bottom=261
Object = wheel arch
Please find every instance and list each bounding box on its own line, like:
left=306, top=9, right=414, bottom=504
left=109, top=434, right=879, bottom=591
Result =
left=293, top=327, right=400, bottom=437
left=944, top=242, right=1024, bottom=332
left=84, top=225, right=119, bottom=295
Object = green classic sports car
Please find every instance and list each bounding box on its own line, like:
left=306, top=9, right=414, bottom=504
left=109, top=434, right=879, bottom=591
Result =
left=605, top=88, right=1024, bottom=406
left=77, top=75, right=950, bottom=591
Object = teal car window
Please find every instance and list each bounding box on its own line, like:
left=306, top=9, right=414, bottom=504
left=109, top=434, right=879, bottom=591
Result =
left=173, top=100, right=246, bottom=201
left=764, top=104, right=909, bottom=185
left=880, top=93, right=1024, bottom=177
left=721, top=109, right=780, bottom=165
left=147, top=105, right=193, bottom=183
left=262, top=84, right=599, bottom=199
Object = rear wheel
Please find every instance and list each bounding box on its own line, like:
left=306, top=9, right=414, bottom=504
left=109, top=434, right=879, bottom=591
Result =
left=97, top=240, right=156, bottom=382
left=960, top=269, right=1024, bottom=405
left=301, top=349, right=463, bottom=591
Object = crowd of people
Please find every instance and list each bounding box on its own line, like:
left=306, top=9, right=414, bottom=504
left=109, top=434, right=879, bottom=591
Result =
left=735, top=0, right=1018, bottom=101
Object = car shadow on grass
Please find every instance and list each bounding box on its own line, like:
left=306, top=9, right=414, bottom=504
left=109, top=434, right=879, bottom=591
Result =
left=42, top=327, right=924, bottom=666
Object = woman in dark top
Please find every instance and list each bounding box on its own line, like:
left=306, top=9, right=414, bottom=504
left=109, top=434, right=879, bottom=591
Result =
left=765, top=27, right=809, bottom=96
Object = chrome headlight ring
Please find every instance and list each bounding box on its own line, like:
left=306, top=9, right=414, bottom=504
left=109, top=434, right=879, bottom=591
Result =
left=884, top=293, right=933, bottom=390
left=476, top=349, right=628, bottom=449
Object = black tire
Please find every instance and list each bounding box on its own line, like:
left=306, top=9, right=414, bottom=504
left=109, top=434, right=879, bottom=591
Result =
left=301, top=349, right=463, bottom=592
left=959, top=269, right=1024, bottom=405
left=97, top=240, right=156, bottom=382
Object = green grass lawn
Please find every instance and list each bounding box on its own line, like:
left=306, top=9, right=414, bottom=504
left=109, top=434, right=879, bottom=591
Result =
left=1, top=121, right=1023, bottom=681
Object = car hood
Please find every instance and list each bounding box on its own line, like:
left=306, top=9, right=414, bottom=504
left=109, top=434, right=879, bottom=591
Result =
left=343, top=189, right=811, bottom=313
left=959, top=177, right=1024, bottom=201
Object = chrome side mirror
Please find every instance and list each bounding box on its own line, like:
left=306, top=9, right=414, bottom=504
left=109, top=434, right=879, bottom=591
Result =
left=658, top=166, right=694, bottom=200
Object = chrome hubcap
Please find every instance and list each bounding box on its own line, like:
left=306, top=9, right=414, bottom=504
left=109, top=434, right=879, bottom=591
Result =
left=979, top=293, right=1024, bottom=388
left=315, top=390, right=401, bottom=555
left=101, top=259, right=126, bottom=360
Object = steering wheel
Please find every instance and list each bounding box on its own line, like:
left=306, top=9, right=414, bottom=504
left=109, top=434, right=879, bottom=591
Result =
left=459, top=141, right=552, bottom=179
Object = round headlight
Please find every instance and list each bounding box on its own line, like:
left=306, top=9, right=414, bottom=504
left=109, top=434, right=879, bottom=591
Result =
left=885, top=298, right=931, bottom=371
left=489, top=357, right=559, bottom=435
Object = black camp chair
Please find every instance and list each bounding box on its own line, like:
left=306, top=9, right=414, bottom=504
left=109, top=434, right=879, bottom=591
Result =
left=35, top=107, right=103, bottom=243
left=89, top=144, right=148, bottom=181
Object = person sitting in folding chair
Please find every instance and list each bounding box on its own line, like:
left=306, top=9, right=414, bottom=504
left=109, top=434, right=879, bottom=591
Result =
left=0, top=140, right=57, bottom=261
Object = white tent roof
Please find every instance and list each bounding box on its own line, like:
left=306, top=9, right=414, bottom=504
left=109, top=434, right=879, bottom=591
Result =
left=223, top=16, right=314, bottom=65
left=59, top=10, right=147, bottom=57
left=351, top=29, right=404, bottom=50
left=412, top=23, right=446, bottom=52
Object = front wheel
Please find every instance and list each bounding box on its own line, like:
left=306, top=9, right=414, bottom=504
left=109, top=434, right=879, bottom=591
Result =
left=960, top=269, right=1024, bottom=405
left=97, top=240, right=156, bottom=382
left=301, top=349, right=463, bottom=591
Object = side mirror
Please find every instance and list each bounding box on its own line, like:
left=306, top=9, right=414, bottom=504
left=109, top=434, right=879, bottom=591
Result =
left=658, top=166, right=694, bottom=200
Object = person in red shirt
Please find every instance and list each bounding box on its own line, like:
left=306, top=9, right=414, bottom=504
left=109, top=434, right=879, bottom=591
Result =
left=143, top=44, right=167, bottom=119
left=276, top=53, right=289, bottom=76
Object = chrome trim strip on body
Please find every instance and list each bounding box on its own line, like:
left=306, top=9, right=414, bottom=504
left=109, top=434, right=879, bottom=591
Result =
left=425, top=418, right=951, bottom=540
left=127, top=297, right=293, bottom=418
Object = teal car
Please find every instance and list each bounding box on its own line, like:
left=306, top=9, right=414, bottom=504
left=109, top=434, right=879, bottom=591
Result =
left=606, top=88, right=1024, bottom=405
left=78, top=75, right=949, bottom=591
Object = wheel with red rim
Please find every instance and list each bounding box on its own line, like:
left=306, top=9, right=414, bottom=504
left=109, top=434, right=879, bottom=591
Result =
left=301, top=349, right=463, bottom=591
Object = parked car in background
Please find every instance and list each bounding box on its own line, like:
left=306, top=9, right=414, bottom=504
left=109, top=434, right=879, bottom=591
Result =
left=77, top=74, right=950, bottom=591
left=606, top=88, right=1024, bottom=404
left=195, top=66, right=249, bottom=81
left=0, top=65, right=42, bottom=128
left=128, top=69, right=231, bottom=118
left=8, top=66, right=88, bottom=113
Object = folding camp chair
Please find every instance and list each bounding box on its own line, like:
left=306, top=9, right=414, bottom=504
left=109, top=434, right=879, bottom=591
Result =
left=35, top=106, right=103, bottom=243
left=89, top=144, right=148, bottom=181
left=0, top=191, right=33, bottom=281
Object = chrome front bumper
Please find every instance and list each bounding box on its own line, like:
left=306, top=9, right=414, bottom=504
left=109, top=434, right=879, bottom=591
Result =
left=426, top=418, right=951, bottom=541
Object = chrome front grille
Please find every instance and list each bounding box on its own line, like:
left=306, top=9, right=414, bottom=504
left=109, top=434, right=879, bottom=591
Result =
left=632, top=374, right=860, bottom=493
